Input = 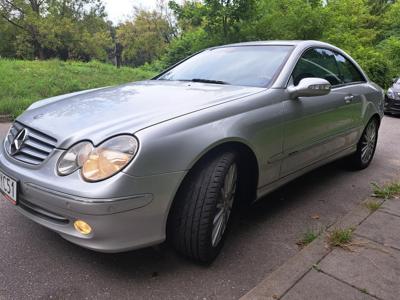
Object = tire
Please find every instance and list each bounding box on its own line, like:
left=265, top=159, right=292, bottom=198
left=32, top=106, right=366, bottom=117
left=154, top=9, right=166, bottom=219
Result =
left=347, top=118, right=379, bottom=170
left=169, top=151, right=239, bottom=263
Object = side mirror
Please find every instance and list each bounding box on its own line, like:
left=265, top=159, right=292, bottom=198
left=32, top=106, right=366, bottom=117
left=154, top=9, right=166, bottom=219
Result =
left=288, top=78, right=331, bottom=99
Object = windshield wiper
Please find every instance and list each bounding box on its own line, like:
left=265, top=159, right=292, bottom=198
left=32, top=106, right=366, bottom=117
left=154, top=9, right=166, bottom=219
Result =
left=190, top=78, right=229, bottom=85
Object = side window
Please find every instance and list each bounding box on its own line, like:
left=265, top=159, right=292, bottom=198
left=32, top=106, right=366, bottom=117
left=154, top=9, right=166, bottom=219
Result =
left=292, top=48, right=342, bottom=86
left=335, top=53, right=365, bottom=84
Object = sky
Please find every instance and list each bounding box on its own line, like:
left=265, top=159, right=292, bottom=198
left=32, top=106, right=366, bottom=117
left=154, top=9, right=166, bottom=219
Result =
left=103, top=0, right=166, bottom=24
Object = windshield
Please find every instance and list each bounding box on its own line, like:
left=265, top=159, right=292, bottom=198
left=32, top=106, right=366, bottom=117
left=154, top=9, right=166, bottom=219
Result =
left=157, top=45, right=293, bottom=88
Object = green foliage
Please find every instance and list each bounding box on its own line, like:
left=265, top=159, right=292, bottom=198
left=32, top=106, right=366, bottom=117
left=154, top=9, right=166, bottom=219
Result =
left=0, top=59, right=156, bottom=118
left=365, top=200, right=381, bottom=213
left=242, top=0, right=324, bottom=41
left=202, top=0, right=256, bottom=42
left=350, top=46, right=393, bottom=88
left=297, top=229, right=320, bottom=248
left=0, top=17, right=17, bottom=57
left=159, top=28, right=212, bottom=67
left=161, top=0, right=400, bottom=87
left=379, top=37, right=400, bottom=77
left=372, top=182, right=400, bottom=199
left=0, top=0, right=113, bottom=61
left=322, top=0, right=379, bottom=50
left=1, top=0, right=400, bottom=89
left=162, top=0, right=257, bottom=66
left=116, top=8, right=174, bottom=67
left=169, top=0, right=206, bottom=31
left=328, top=228, right=353, bottom=248
left=383, top=0, right=400, bottom=38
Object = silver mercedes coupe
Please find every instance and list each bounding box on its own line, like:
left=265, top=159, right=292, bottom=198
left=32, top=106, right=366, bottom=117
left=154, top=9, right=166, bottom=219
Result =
left=0, top=41, right=384, bottom=263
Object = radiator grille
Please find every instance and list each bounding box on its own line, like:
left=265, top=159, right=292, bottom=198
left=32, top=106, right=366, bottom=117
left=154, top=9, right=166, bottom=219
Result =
left=4, top=122, right=57, bottom=165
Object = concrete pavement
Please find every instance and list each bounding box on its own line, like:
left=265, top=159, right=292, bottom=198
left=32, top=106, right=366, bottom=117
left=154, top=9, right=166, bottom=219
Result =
left=242, top=192, right=400, bottom=300
left=0, top=123, right=9, bottom=136
left=1, top=116, right=400, bottom=299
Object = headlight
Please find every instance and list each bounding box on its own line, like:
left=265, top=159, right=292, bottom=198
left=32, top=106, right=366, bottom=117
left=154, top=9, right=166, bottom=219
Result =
left=387, top=89, right=395, bottom=99
left=57, top=135, right=139, bottom=182
left=58, top=142, right=93, bottom=176
left=82, top=136, right=138, bottom=182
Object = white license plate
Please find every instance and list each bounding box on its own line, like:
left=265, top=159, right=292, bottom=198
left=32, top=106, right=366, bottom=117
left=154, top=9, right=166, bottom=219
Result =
left=0, top=170, right=18, bottom=205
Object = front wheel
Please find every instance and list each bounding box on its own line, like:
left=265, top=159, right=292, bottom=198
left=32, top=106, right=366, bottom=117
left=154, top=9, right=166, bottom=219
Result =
left=169, top=151, right=239, bottom=263
left=347, top=118, right=379, bottom=170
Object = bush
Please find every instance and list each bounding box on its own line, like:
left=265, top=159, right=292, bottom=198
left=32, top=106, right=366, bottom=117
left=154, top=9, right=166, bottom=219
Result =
left=159, top=28, right=217, bottom=69
left=351, top=47, right=393, bottom=88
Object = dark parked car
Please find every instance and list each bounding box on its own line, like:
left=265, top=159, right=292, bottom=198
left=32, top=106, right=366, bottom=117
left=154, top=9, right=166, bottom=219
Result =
left=385, top=78, right=400, bottom=114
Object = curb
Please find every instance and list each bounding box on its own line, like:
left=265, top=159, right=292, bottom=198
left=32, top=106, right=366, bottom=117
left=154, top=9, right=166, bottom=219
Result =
left=240, top=197, right=384, bottom=300
left=0, top=115, right=12, bottom=123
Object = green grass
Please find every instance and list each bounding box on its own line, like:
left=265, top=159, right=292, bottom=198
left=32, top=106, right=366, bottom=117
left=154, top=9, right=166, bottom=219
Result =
left=328, top=228, right=353, bottom=248
left=364, top=200, right=382, bottom=213
left=372, top=182, right=400, bottom=199
left=0, top=59, right=157, bottom=118
left=297, top=229, right=320, bottom=248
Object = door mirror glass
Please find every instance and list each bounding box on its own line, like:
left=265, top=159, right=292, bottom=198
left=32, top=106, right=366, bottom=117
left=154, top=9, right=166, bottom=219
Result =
left=288, top=78, right=331, bottom=99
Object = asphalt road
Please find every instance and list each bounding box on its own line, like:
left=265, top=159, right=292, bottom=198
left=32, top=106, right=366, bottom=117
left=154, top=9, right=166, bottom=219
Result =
left=1, top=116, right=400, bottom=300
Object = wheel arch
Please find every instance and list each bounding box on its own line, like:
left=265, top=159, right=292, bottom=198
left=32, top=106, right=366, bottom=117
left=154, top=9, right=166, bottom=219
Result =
left=370, top=113, right=381, bottom=128
left=165, top=140, right=260, bottom=238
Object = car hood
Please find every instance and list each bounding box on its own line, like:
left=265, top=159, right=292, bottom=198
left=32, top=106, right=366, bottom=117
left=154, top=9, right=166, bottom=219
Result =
left=17, top=80, right=263, bottom=148
left=390, top=84, right=400, bottom=93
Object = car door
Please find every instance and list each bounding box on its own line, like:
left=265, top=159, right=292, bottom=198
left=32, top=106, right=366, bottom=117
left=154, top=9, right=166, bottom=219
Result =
left=333, top=51, right=368, bottom=135
left=280, top=48, right=355, bottom=176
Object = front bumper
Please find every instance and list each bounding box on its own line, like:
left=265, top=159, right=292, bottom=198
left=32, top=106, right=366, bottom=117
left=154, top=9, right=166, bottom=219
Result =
left=384, top=96, right=400, bottom=114
left=0, top=144, right=186, bottom=253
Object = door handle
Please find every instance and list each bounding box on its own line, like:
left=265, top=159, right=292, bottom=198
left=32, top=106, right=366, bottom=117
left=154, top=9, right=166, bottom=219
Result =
left=344, top=95, right=354, bottom=104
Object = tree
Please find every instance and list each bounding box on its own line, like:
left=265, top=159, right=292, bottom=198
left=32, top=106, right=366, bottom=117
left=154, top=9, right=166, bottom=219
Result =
left=202, top=0, right=256, bottom=42
left=322, top=0, right=380, bottom=50
left=242, top=0, right=324, bottom=41
left=170, top=0, right=256, bottom=43
left=378, top=1, right=400, bottom=79
left=169, top=0, right=205, bottom=32
left=117, top=6, right=174, bottom=67
left=0, top=15, right=17, bottom=57
left=0, top=0, right=112, bottom=60
left=0, top=0, right=47, bottom=58
left=367, top=0, right=395, bottom=15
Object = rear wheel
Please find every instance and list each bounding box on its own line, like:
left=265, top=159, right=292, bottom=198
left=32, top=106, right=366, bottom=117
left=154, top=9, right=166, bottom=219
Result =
left=169, top=151, right=239, bottom=263
left=347, top=118, right=379, bottom=170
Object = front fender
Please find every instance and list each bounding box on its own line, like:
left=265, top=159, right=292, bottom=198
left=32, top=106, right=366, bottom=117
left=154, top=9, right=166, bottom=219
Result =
left=124, top=89, right=285, bottom=188
left=129, top=113, right=261, bottom=177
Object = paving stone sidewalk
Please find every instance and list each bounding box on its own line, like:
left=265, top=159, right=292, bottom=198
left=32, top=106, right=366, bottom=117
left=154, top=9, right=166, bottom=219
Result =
left=0, top=123, right=10, bottom=136
left=241, top=196, right=400, bottom=300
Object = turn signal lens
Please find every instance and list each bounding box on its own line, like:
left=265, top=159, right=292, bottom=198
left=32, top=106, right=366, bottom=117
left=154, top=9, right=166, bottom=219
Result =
left=74, top=220, right=92, bottom=235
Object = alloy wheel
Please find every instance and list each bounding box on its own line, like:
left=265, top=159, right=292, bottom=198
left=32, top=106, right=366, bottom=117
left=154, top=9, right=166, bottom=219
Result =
left=211, top=163, right=237, bottom=247
left=361, top=121, right=377, bottom=164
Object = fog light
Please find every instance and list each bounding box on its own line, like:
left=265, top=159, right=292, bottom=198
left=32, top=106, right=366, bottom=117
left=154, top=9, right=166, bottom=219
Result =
left=74, top=220, right=92, bottom=235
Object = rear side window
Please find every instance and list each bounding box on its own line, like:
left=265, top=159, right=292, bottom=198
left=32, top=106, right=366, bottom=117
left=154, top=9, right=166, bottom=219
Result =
left=335, top=53, right=365, bottom=84
left=292, top=48, right=342, bottom=86
left=292, top=48, right=366, bottom=87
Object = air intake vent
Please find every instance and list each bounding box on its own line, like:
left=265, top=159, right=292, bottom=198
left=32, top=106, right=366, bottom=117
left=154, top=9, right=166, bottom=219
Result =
left=4, top=122, right=57, bottom=165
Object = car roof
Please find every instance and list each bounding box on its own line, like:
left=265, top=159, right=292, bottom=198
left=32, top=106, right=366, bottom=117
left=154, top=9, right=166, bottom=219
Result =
left=208, top=40, right=369, bottom=87
left=212, top=40, right=335, bottom=49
